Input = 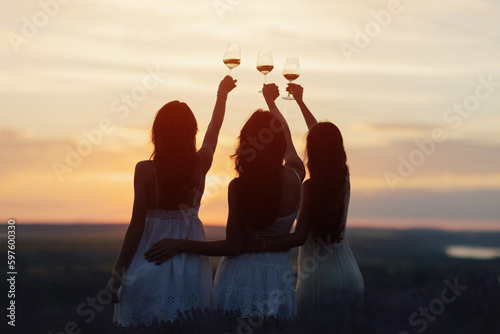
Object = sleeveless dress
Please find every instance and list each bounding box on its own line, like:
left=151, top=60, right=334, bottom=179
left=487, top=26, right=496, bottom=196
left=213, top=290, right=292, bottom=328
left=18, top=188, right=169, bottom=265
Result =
left=113, top=164, right=212, bottom=326
left=296, top=175, right=364, bottom=313
left=212, top=169, right=302, bottom=319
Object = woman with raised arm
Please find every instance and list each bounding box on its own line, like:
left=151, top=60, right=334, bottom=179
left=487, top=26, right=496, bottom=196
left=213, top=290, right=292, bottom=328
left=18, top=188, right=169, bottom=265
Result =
left=145, top=83, right=306, bottom=319
left=244, top=83, right=364, bottom=313
left=105, top=76, right=237, bottom=326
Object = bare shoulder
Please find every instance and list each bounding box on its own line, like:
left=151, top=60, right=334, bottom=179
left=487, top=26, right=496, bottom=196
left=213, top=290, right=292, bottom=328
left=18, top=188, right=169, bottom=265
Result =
left=284, top=166, right=303, bottom=186
left=301, top=178, right=312, bottom=195
left=135, top=160, right=153, bottom=170
left=226, top=178, right=239, bottom=208
left=196, top=146, right=213, bottom=174
left=134, top=160, right=154, bottom=178
left=283, top=167, right=302, bottom=197
left=227, top=178, right=238, bottom=194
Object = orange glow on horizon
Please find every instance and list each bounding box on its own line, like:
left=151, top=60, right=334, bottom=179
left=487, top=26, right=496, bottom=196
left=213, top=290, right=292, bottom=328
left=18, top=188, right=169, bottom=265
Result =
left=13, top=218, right=500, bottom=233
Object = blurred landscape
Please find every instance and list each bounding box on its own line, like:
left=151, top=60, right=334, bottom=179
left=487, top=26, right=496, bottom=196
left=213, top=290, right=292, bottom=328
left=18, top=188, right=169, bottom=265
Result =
left=1, top=224, right=499, bottom=333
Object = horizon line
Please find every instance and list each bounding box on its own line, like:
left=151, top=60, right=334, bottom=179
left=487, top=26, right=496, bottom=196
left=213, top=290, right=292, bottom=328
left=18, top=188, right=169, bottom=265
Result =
left=4, top=221, right=500, bottom=232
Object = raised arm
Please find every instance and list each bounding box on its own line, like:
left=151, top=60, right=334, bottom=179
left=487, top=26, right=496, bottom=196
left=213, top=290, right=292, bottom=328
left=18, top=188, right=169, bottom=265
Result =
left=242, top=180, right=313, bottom=253
left=287, top=83, right=317, bottom=131
left=106, top=161, right=149, bottom=300
left=262, top=83, right=305, bottom=181
left=198, top=76, right=237, bottom=173
left=144, top=179, right=245, bottom=263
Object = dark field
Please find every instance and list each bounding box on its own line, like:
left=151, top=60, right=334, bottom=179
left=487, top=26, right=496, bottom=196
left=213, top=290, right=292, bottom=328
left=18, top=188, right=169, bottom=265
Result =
left=1, top=224, right=499, bottom=333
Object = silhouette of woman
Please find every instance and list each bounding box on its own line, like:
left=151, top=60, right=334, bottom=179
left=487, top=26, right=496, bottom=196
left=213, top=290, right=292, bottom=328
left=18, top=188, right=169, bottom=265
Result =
left=145, top=83, right=305, bottom=319
left=106, top=76, right=237, bottom=326
left=243, top=83, right=364, bottom=313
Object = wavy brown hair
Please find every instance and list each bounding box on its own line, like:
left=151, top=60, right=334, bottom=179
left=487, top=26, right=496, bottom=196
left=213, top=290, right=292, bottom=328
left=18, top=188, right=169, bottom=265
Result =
left=306, top=122, right=349, bottom=243
left=231, top=110, right=286, bottom=230
left=150, top=101, right=200, bottom=209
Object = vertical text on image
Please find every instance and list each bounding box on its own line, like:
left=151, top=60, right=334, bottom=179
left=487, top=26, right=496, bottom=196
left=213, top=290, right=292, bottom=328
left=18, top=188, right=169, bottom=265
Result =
left=6, top=219, right=17, bottom=327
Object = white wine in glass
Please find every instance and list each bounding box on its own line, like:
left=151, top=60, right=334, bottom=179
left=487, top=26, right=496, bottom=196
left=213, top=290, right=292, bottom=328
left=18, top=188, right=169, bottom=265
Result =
left=223, top=44, right=241, bottom=75
left=256, top=50, right=274, bottom=92
left=282, top=57, right=300, bottom=100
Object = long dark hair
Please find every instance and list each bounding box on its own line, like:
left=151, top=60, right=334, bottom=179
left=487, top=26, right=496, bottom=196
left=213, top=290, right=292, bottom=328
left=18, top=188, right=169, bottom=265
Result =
left=306, top=122, right=349, bottom=243
left=150, top=101, right=199, bottom=209
left=231, top=110, right=286, bottom=230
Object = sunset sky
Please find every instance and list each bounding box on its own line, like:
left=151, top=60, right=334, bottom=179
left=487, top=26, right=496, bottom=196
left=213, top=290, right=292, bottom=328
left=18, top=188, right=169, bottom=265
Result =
left=1, top=0, right=499, bottom=230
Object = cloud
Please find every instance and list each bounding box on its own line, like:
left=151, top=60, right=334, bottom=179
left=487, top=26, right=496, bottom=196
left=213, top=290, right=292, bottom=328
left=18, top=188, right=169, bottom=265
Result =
left=0, top=126, right=234, bottom=223
left=348, top=138, right=500, bottom=188
left=350, top=188, right=500, bottom=222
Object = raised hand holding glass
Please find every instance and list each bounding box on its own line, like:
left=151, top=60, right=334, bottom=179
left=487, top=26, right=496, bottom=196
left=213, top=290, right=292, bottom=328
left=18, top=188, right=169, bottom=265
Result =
left=256, top=50, right=274, bottom=93
left=282, top=58, right=300, bottom=100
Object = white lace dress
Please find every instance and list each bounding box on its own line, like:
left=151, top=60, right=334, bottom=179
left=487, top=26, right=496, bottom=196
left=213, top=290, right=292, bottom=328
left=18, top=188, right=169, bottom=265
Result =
left=296, top=176, right=364, bottom=312
left=211, top=170, right=302, bottom=319
left=113, top=166, right=212, bottom=326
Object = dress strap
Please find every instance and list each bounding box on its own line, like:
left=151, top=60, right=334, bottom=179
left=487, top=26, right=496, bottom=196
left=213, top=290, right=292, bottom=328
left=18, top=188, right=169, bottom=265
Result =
left=152, top=162, right=159, bottom=210
left=192, top=164, right=203, bottom=207
left=290, top=168, right=302, bottom=211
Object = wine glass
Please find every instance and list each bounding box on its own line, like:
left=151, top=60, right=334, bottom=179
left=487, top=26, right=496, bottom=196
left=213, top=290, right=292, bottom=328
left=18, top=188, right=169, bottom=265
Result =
left=223, top=44, right=241, bottom=75
left=256, top=50, right=274, bottom=93
left=282, top=57, right=300, bottom=100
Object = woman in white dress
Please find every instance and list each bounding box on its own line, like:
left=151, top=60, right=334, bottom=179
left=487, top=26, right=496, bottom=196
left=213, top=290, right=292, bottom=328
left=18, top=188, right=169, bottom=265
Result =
left=145, top=83, right=306, bottom=319
left=105, top=76, right=237, bottom=326
left=243, top=83, right=364, bottom=313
